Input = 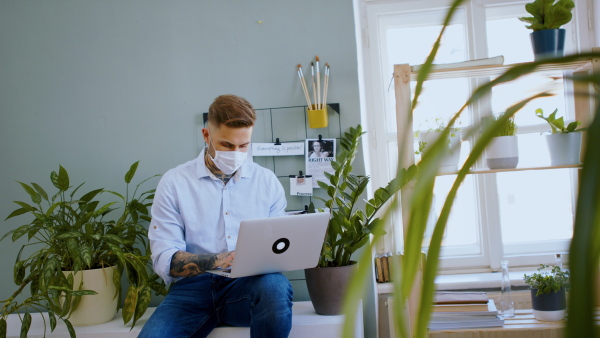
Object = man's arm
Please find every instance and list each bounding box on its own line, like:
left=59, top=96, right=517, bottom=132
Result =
left=169, top=250, right=235, bottom=278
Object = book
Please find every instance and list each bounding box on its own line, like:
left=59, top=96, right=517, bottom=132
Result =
left=434, top=291, right=489, bottom=304
left=429, top=299, right=504, bottom=331
left=432, top=302, right=490, bottom=312
left=374, top=256, right=384, bottom=283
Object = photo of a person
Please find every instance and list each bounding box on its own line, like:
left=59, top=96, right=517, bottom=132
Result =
left=308, top=140, right=333, bottom=158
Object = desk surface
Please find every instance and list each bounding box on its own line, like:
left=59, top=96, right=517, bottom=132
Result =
left=429, top=309, right=600, bottom=338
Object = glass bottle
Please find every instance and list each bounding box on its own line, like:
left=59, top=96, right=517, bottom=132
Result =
left=499, top=260, right=515, bottom=318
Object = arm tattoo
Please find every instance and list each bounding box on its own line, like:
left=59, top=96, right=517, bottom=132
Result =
left=169, top=251, right=234, bottom=278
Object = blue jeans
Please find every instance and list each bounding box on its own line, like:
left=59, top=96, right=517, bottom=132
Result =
left=138, top=273, right=293, bottom=338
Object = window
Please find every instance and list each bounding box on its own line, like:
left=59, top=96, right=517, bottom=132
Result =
left=357, top=0, right=595, bottom=271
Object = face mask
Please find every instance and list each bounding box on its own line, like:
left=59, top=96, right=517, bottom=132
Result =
left=208, top=140, right=247, bottom=175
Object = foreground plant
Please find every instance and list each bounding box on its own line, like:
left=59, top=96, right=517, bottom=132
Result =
left=0, top=162, right=167, bottom=338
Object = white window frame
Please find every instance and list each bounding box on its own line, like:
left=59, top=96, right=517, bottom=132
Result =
left=355, top=0, right=596, bottom=272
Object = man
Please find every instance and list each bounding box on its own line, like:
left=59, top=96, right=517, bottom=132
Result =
left=139, top=95, right=293, bottom=338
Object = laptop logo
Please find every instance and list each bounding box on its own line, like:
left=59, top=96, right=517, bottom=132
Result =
left=272, top=238, right=290, bottom=254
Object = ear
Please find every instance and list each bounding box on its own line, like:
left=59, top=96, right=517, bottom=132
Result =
left=202, top=128, right=210, bottom=144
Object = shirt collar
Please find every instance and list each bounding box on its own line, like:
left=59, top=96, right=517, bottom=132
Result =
left=196, top=147, right=252, bottom=181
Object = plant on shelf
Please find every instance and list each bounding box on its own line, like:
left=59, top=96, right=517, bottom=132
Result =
left=484, top=114, right=518, bottom=137
left=518, top=0, right=575, bottom=31
left=524, top=264, right=570, bottom=296
left=535, top=107, right=582, bottom=133
left=0, top=162, right=167, bottom=338
left=414, top=117, right=461, bottom=154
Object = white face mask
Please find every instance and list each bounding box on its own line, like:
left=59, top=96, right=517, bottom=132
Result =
left=208, top=140, right=247, bottom=175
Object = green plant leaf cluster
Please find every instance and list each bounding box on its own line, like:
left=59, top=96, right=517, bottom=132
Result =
left=0, top=162, right=167, bottom=338
left=535, top=107, right=582, bottom=133
left=523, top=264, right=570, bottom=296
left=483, top=114, right=518, bottom=137
left=519, top=0, right=575, bottom=31
left=312, top=125, right=416, bottom=268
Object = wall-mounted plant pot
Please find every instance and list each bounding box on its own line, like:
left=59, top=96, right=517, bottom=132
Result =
left=485, top=135, right=519, bottom=169
left=546, top=132, right=582, bottom=166
left=530, top=29, right=566, bottom=61
left=531, top=287, right=567, bottom=321
left=307, top=105, right=328, bottom=129
left=418, top=130, right=462, bottom=172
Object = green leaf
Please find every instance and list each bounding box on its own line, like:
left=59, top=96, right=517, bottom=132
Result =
left=79, top=188, right=103, bottom=203
left=125, top=161, right=140, bottom=183
left=80, top=244, right=92, bottom=268
left=31, top=183, right=49, bottom=202
left=54, top=231, right=83, bottom=240
left=50, top=165, right=69, bottom=191
left=11, top=224, right=32, bottom=242
left=48, top=311, right=57, bottom=331
left=64, top=319, right=76, bottom=338
left=122, top=285, right=139, bottom=324
left=0, top=318, right=6, bottom=338
left=5, top=207, right=31, bottom=220
left=132, top=285, right=152, bottom=327
left=17, top=182, right=41, bottom=205
left=20, top=312, right=31, bottom=338
left=14, top=260, right=25, bottom=284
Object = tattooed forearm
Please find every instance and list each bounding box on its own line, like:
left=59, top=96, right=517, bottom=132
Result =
left=169, top=250, right=235, bottom=278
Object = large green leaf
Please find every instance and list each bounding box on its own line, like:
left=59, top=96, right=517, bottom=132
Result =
left=17, top=182, right=41, bottom=205
left=131, top=285, right=152, bottom=327
left=0, top=318, right=6, bottom=338
left=20, top=312, right=31, bottom=338
left=124, top=161, right=139, bottom=184
left=122, top=285, right=139, bottom=324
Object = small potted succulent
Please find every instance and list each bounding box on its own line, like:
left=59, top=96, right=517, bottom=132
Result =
left=523, top=264, right=570, bottom=321
left=535, top=107, right=584, bottom=165
left=518, top=0, right=575, bottom=60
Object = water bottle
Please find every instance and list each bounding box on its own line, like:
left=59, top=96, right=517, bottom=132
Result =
left=499, top=260, right=515, bottom=318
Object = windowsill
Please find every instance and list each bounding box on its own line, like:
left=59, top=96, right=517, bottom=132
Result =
left=376, top=270, right=532, bottom=294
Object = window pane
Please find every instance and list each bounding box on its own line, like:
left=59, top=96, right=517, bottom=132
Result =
left=496, top=169, right=574, bottom=249
left=382, top=8, right=468, bottom=133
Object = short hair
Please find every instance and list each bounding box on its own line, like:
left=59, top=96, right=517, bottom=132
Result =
left=208, top=95, right=256, bottom=128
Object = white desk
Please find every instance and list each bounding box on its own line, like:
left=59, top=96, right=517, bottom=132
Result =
left=6, top=301, right=364, bottom=338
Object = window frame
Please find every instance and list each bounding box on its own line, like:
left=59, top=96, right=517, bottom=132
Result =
left=356, top=0, right=596, bottom=272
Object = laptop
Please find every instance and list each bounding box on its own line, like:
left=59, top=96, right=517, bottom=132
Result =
left=206, top=212, right=329, bottom=278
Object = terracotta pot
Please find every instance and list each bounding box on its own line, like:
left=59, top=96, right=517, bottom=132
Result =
left=304, top=262, right=358, bottom=315
left=62, top=265, right=118, bottom=326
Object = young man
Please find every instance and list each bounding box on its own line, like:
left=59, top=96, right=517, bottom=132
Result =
left=139, top=95, right=293, bottom=338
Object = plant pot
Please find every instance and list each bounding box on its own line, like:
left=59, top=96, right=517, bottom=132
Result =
left=304, top=262, right=358, bottom=315
left=418, top=131, right=462, bottom=172
left=62, top=265, right=118, bottom=326
left=307, top=105, right=328, bottom=129
left=531, top=287, right=567, bottom=321
left=485, top=135, right=519, bottom=169
left=530, top=29, right=566, bottom=61
left=545, top=132, right=582, bottom=166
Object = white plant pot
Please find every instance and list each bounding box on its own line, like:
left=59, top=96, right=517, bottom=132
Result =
left=418, top=130, right=462, bottom=172
left=62, top=265, right=118, bottom=326
left=545, top=132, right=582, bottom=166
left=485, top=135, right=519, bottom=169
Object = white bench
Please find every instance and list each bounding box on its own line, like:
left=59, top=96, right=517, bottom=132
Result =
left=6, top=301, right=364, bottom=338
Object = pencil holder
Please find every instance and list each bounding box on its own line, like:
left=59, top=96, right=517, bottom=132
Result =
left=307, top=106, right=328, bottom=129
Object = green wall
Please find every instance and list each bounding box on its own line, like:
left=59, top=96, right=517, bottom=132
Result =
left=0, top=1, right=374, bottom=336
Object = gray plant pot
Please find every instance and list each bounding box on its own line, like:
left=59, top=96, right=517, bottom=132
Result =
left=545, top=132, right=582, bottom=166
left=531, top=287, right=567, bottom=321
left=304, top=262, right=358, bottom=315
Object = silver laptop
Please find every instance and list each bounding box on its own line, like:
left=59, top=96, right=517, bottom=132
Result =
left=206, top=212, right=329, bottom=278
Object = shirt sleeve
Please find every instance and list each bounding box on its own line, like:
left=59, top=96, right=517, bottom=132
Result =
left=268, top=170, right=287, bottom=217
left=148, top=171, right=186, bottom=285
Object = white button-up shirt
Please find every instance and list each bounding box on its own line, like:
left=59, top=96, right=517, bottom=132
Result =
left=149, top=148, right=287, bottom=284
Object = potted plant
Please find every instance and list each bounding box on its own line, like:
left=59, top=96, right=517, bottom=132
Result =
left=415, top=118, right=462, bottom=172
left=535, top=107, right=583, bottom=165
left=518, top=0, right=575, bottom=60
left=524, top=264, right=570, bottom=321
left=304, top=125, right=415, bottom=315
left=484, top=114, right=519, bottom=169
left=0, top=162, right=167, bottom=337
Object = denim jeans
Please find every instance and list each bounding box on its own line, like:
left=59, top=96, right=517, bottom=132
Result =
left=138, top=273, right=294, bottom=338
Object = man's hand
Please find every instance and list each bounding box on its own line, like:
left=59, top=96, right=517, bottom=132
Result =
left=169, top=250, right=236, bottom=278
left=215, top=251, right=235, bottom=268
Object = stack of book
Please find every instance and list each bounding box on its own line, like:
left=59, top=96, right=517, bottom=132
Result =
left=429, top=292, right=505, bottom=331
